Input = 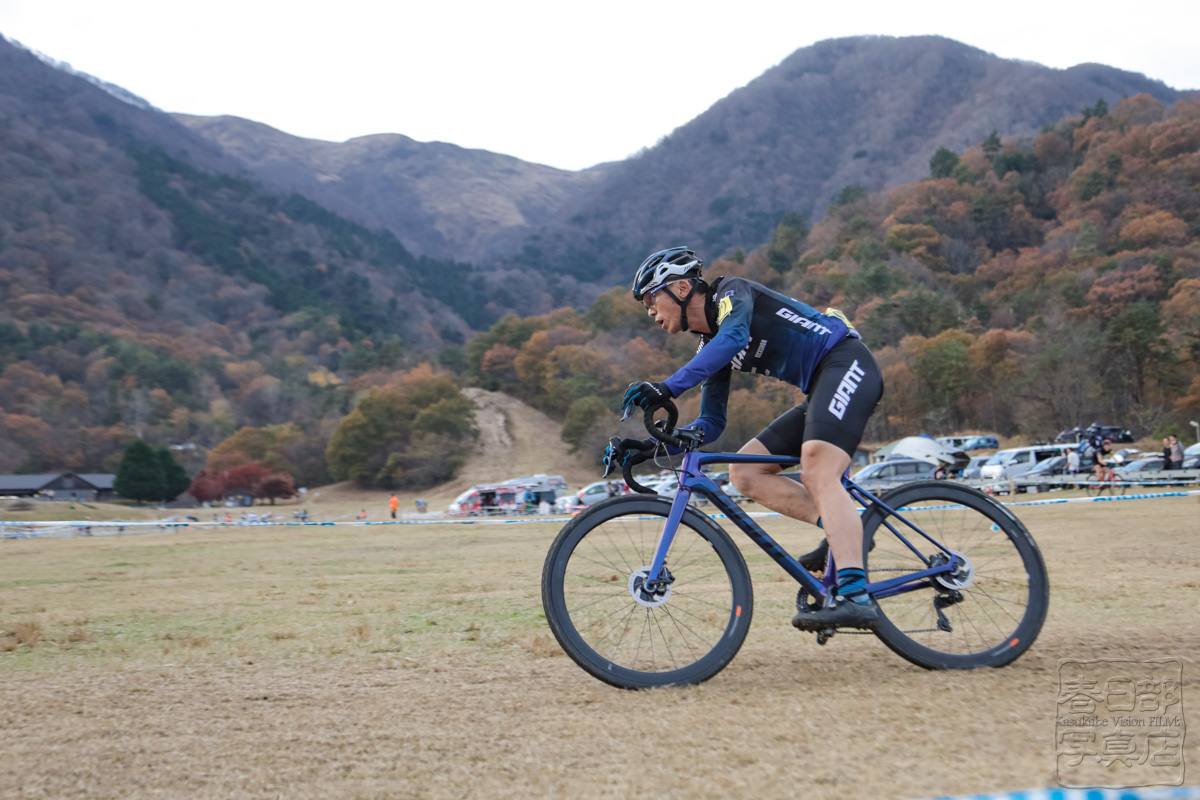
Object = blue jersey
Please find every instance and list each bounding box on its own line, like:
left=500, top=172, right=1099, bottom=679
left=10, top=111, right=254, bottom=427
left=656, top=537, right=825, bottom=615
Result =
left=662, top=276, right=858, bottom=446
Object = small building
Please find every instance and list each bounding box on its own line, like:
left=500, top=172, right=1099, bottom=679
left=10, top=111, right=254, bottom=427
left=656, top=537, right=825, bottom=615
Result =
left=0, top=473, right=117, bottom=502
left=221, top=490, right=255, bottom=507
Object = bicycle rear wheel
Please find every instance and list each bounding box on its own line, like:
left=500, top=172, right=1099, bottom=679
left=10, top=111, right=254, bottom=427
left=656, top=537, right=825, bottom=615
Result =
left=863, top=481, right=1048, bottom=670
left=541, top=496, right=752, bottom=689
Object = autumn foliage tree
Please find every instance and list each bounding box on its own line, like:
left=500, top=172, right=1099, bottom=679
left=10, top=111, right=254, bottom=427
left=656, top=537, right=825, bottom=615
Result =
left=225, top=463, right=272, bottom=496
left=187, top=470, right=226, bottom=504
left=257, top=472, right=297, bottom=504
left=325, top=366, right=478, bottom=489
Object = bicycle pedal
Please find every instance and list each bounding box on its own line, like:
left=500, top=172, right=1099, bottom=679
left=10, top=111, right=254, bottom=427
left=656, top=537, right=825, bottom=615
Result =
left=791, top=614, right=836, bottom=635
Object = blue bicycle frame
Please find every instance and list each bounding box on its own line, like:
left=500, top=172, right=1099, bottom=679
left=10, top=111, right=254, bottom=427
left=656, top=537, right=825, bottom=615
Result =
left=644, top=450, right=962, bottom=602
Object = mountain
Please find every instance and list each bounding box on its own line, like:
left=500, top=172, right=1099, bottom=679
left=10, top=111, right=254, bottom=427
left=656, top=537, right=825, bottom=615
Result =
left=0, top=33, right=492, bottom=341
left=0, top=34, right=239, bottom=176
left=496, top=36, right=1184, bottom=299
left=0, top=34, right=502, bottom=474
left=2, top=29, right=1196, bottom=477
left=167, top=35, right=1184, bottom=316
left=173, top=114, right=609, bottom=263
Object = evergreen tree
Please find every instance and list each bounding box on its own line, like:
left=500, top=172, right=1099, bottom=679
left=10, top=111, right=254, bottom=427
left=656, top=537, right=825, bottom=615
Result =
left=982, top=130, right=1002, bottom=157
left=929, top=146, right=960, bottom=179
left=156, top=446, right=191, bottom=502
left=114, top=439, right=166, bottom=504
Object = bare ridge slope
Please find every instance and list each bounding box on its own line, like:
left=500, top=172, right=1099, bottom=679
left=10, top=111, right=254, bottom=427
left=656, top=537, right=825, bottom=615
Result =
left=433, top=389, right=597, bottom=499
left=173, top=114, right=609, bottom=263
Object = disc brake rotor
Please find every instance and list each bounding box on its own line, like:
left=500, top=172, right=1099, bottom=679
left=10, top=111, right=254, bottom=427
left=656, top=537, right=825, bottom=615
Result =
left=931, top=550, right=975, bottom=591
left=629, top=567, right=673, bottom=608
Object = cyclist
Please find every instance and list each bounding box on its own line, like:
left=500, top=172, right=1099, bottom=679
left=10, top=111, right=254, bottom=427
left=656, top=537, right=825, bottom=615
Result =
left=1092, top=438, right=1113, bottom=481
left=610, top=247, right=884, bottom=630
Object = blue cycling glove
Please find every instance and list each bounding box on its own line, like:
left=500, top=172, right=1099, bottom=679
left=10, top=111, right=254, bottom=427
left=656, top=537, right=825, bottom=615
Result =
left=620, top=381, right=673, bottom=421
left=602, top=437, right=658, bottom=477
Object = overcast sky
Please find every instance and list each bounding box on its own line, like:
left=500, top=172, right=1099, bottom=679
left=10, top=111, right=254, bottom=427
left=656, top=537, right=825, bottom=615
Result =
left=1, top=0, right=1196, bottom=171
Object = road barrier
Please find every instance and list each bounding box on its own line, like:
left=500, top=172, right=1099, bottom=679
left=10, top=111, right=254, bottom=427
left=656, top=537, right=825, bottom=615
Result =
left=3, top=488, right=1198, bottom=538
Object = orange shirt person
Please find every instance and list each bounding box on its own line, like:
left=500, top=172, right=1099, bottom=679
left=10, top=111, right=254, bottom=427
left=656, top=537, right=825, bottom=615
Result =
left=389, top=494, right=399, bottom=520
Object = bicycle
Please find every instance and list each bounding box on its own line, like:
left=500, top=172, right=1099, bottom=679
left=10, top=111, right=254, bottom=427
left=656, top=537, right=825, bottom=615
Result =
left=541, top=402, right=1050, bottom=689
left=1085, top=465, right=1125, bottom=497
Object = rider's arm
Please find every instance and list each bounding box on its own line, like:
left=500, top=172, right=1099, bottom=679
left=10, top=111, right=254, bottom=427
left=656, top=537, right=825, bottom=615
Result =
left=662, top=281, right=752, bottom=398
left=678, top=363, right=732, bottom=446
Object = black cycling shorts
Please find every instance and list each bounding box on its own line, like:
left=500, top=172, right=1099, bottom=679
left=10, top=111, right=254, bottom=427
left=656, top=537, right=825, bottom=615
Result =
left=755, top=337, right=883, bottom=458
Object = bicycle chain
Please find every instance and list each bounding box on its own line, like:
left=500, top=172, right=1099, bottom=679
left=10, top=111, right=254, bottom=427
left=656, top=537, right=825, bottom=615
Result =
left=803, top=563, right=947, bottom=635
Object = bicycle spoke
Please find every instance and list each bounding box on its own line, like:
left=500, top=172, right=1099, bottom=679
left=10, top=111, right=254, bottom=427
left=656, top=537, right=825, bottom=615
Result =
left=555, top=504, right=742, bottom=680
left=864, top=483, right=1047, bottom=669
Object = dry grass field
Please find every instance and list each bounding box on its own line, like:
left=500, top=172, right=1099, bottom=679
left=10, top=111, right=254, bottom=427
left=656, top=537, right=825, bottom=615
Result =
left=1, top=492, right=1197, bottom=799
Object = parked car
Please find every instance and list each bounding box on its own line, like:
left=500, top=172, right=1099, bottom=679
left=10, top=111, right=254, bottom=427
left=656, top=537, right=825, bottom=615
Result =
left=1025, top=455, right=1070, bottom=477
left=851, top=459, right=938, bottom=490
left=707, top=470, right=749, bottom=501
left=574, top=480, right=624, bottom=508
left=979, top=445, right=1075, bottom=481
left=1185, top=442, right=1200, bottom=458
left=1056, top=424, right=1134, bottom=444
left=1114, top=458, right=1164, bottom=475
left=1182, top=455, right=1200, bottom=470
left=654, top=477, right=680, bottom=498
left=960, top=455, right=991, bottom=479
left=1010, top=455, right=1079, bottom=493
left=938, top=435, right=999, bottom=451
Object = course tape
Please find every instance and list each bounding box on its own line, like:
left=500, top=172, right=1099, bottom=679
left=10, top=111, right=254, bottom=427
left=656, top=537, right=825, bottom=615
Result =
left=3, top=489, right=1198, bottom=538
left=928, top=786, right=1199, bottom=800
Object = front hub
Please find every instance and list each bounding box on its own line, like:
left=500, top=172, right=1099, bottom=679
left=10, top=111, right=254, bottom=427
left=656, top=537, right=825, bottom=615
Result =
left=629, top=566, right=674, bottom=608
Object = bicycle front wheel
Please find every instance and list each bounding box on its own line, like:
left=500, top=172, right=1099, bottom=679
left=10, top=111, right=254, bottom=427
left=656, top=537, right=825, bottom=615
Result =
left=541, top=496, right=752, bottom=689
left=863, top=481, right=1049, bottom=670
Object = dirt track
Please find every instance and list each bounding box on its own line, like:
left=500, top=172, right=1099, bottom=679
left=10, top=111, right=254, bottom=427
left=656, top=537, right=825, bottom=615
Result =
left=1, top=492, right=1197, bottom=799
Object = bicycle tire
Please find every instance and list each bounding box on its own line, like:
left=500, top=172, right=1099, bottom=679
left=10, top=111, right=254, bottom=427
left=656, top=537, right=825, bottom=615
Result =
left=863, top=481, right=1048, bottom=670
left=541, top=495, right=753, bottom=689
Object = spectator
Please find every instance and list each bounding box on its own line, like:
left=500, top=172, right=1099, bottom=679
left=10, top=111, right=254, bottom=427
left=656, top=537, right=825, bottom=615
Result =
left=415, top=498, right=427, bottom=513
left=1066, top=448, right=1081, bottom=474
left=389, top=493, right=399, bottom=519
left=1162, top=437, right=1173, bottom=470
left=1092, top=439, right=1113, bottom=480
left=1168, top=435, right=1185, bottom=470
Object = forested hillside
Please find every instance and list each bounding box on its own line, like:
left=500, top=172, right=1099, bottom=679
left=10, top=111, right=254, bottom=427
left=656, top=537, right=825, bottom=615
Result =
left=2, top=29, right=1197, bottom=489
left=491, top=37, right=1184, bottom=312
left=168, top=36, right=1183, bottom=320
left=174, top=113, right=608, bottom=264
left=0, top=37, right=495, bottom=477
left=460, top=95, right=1200, bottom=452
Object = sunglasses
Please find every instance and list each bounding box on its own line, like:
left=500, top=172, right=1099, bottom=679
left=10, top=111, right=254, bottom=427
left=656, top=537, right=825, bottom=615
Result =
left=643, top=283, right=676, bottom=310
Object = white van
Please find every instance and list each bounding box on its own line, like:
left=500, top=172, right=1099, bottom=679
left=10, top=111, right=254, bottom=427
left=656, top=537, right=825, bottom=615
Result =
left=979, top=445, right=1074, bottom=480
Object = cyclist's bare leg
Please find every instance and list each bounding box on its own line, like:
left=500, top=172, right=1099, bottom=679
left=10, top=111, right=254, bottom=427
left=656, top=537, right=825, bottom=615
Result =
left=730, top=439, right=862, bottom=570
left=729, top=438, right=819, bottom=525
left=797, top=440, right=862, bottom=571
